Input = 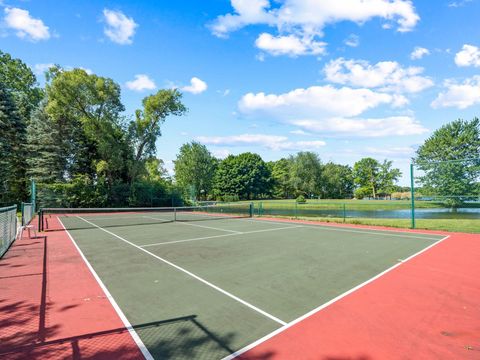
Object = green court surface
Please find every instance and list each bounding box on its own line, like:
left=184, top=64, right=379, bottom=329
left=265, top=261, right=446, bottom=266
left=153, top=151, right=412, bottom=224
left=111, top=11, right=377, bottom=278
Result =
left=59, top=213, right=445, bottom=359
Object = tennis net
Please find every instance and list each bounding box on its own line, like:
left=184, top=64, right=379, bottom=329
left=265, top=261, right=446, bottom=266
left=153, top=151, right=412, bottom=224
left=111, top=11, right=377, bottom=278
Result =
left=39, top=203, right=253, bottom=231
left=1, top=205, right=18, bottom=258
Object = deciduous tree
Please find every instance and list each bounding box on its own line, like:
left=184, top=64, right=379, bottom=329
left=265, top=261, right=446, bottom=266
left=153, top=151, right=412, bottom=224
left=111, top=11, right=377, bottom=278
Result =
left=129, top=89, right=187, bottom=183
left=174, top=142, right=217, bottom=199
left=213, top=153, right=271, bottom=199
left=289, top=152, right=322, bottom=198
left=414, top=118, right=480, bottom=204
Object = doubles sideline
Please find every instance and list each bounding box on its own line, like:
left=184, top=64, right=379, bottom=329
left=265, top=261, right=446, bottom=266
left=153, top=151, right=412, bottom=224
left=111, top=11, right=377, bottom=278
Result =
left=58, top=218, right=155, bottom=360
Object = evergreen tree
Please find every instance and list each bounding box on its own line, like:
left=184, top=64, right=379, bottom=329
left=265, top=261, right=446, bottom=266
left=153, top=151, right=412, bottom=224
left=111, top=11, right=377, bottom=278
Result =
left=0, top=83, right=26, bottom=202
left=26, top=101, right=64, bottom=183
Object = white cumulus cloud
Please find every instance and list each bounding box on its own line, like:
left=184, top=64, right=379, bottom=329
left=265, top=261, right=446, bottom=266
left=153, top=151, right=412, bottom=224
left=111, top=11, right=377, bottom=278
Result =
left=182, top=77, right=208, bottom=94
left=103, top=9, right=137, bottom=45
left=455, top=44, right=480, bottom=67
left=239, top=85, right=405, bottom=119
left=291, top=116, right=428, bottom=137
left=4, top=7, right=50, bottom=41
left=197, top=133, right=326, bottom=151
left=410, top=46, right=430, bottom=60
left=431, top=76, right=480, bottom=109
left=324, top=58, right=433, bottom=93
left=210, top=0, right=419, bottom=56
left=255, top=33, right=326, bottom=57
left=125, top=74, right=156, bottom=92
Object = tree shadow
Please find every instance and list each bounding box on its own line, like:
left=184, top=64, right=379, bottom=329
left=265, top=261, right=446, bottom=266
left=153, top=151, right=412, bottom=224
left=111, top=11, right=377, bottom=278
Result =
left=0, top=315, right=276, bottom=360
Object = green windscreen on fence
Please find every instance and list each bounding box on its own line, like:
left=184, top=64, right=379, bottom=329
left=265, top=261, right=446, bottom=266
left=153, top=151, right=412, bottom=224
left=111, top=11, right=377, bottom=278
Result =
left=0, top=205, right=17, bottom=258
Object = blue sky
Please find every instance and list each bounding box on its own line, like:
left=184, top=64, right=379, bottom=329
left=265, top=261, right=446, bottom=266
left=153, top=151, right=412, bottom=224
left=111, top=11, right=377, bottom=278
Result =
left=2, top=0, right=480, bottom=184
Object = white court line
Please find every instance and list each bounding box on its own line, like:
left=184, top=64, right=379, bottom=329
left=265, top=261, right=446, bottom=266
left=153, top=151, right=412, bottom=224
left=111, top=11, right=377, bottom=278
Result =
left=144, top=215, right=242, bottom=234
left=58, top=218, right=154, bottom=360
left=222, top=234, right=451, bottom=360
left=242, top=218, right=443, bottom=241
left=77, top=216, right=287, bottom=326
left=80, top=215, right=169, bottom=221
left=140, top=225, right=303, bottom=248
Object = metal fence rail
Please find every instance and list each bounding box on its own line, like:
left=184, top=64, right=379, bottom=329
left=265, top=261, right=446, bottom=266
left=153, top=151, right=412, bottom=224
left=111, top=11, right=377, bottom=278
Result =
left=0, top=205, right=17, bottom=258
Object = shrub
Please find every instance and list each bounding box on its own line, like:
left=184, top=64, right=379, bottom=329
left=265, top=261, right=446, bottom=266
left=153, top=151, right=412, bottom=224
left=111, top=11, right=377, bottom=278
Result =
left=354, top=187, right=370, bottom=200
left=296, top=195, right=306, bottom=203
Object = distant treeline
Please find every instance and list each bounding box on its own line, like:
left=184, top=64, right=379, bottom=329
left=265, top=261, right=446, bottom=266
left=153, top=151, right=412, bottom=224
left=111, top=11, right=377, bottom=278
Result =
left=173, top=142, right=403, bottom=201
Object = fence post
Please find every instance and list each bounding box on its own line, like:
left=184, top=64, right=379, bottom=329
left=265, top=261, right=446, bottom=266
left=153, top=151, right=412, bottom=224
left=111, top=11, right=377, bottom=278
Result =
left=30, top=179, right=36, bottom=214
left=410, top=163, right=416, bottom=229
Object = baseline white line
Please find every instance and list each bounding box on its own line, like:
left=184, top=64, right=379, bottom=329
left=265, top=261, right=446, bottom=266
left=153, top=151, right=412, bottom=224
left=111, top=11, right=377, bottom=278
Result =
left=77, top=216, right=287, bottom=326
left=58, top=218, right=153, bottom=360
left=242, top=218, right=443, bottom=241
left=144, top=215, right=242, bottom=234
left=140, top=225, right=303, bottom=248
left=222, top=234, right=451, bottom=360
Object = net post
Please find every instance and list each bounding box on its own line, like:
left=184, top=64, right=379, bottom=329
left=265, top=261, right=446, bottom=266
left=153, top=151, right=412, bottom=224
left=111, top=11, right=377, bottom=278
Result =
left=249, top=203, right=254, bottom=218
left=342, top=203, right=346, bottom=223
left=410, top=163, right=416, bottom=229
left=174, top=207, right=177, bottom=222
left=294, top=201, right=298, bottom=219
left=21, top=202, right=25, bottom=226
left=38, top=209, right=43, bottom=231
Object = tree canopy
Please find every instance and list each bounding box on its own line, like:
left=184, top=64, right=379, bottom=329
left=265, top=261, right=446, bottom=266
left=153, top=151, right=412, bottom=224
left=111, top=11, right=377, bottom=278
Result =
left=213, top=153, right=271, bottom=200
left=414, top=118, right=480, bottom=203
left=353, top=158, right=401, bottom=199
left=174, top=141, right=217, bottom=200
left=289, top=152, right=323, bottom=198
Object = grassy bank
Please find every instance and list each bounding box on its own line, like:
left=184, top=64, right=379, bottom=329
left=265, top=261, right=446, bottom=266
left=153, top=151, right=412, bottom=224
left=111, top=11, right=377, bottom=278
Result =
left=254, top=215, right=480, bottom=233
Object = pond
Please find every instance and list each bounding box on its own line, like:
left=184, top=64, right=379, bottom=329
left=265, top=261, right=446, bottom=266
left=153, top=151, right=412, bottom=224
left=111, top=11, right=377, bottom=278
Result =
left=260, top=207, right=480, bottom=220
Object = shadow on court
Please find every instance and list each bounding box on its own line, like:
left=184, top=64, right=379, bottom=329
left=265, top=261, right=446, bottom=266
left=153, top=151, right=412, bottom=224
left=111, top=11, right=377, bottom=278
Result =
left=0, top=314, right=276, bottom=359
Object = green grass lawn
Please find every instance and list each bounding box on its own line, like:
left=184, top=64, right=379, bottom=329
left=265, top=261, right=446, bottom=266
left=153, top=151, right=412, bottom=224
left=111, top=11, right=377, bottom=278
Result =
left=254, top=215, right=480, bottom=233
left=232, top=199, right=480, bottom=233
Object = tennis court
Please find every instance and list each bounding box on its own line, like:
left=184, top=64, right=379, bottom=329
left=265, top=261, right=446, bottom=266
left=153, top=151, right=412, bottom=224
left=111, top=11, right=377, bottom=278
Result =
left=40, top=204, right=446, bottom=359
